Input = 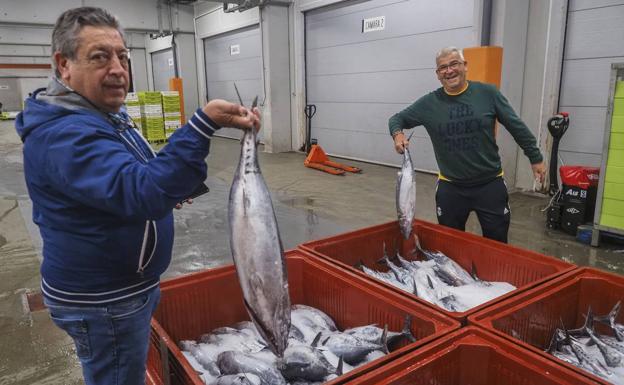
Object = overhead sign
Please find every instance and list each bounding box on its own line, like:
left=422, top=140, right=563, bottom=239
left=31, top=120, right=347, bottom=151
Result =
left=362, top=16, right=385, bottom=33
left=230, top=44, right=240, bottom=55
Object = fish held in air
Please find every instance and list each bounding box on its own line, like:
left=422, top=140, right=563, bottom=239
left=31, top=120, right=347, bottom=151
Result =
left=396, top=132, right=416, bottom=239
left=228, top=104, right=291, bottom=357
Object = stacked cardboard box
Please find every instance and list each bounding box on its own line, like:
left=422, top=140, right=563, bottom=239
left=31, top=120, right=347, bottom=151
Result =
left=138, top=91, right=165, bottom=142
left=124, top=92, right=142, bottom=132
left=161, top=91, right=182, bottom=139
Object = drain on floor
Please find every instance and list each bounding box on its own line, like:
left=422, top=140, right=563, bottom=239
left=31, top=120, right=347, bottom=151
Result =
left=24, top=291, right=46, bottom=313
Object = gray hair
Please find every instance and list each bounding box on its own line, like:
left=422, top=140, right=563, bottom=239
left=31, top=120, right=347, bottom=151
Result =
left=51, top=7, right=125, bottom=75
left=435, top=46, right=465, bottom=64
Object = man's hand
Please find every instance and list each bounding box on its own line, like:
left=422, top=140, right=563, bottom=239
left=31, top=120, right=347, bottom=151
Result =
left=531, top=161, right=546, bottom=183
left=174, top=198, right=193, bottom=210
left=202, top=99, right=260, bottom=131
left=393, top=131, right=409, bottom=154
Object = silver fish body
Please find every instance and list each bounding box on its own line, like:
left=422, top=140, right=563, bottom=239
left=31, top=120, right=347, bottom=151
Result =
left=217, top=351, right=287, bottom=385
left=320, top=332, right=386, bottom=365
left=228, top=128, right=291, bottom=357
left=396, top=147, right=416, bottom=239
left=291, top=305, right=337, bottom=332
left=216, top=373, right=262, bottom=385
left=278, top=344, right=338, bottom=381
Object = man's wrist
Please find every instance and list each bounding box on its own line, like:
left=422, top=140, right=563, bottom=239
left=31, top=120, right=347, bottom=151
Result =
left=392, top=130, right=403, bottom=138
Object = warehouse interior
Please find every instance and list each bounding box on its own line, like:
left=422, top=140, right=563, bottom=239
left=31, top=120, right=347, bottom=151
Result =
left=1, top=0, right=624, bottom=384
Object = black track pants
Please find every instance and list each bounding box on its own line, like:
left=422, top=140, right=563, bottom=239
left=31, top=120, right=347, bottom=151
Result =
left=435, top=177, right=511, bottom=243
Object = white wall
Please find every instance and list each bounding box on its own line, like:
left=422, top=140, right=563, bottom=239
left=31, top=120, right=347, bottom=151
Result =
left=0, top=0, right=194, bottom=108
left=0, top=0, right=194, bottom=32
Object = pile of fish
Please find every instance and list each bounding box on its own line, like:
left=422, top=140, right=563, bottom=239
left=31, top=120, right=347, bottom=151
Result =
left=356, top=238, right=515, bottom=312
left=547, top=302, right=624, bottom=384
left=179, top=304, right=415, bottom=385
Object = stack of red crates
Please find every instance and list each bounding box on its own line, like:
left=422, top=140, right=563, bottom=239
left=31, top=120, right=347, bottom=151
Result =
left=147, top=218, right=624, bottom=384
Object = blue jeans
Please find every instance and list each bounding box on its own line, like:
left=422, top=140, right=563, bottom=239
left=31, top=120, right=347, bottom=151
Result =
left=44, top=286, right=161, bottom=385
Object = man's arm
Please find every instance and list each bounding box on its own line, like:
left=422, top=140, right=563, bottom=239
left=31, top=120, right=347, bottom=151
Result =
left=493, top=89, right=546, bottom=182
left=45, top=100, right=259, bottom=220
left=388, top=98, right=425, bottom=154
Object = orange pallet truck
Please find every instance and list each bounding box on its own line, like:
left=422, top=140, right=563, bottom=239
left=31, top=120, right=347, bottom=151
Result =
left=303, top=104, right=361, bottom=175
left=304, top=144, right=361, bottom=175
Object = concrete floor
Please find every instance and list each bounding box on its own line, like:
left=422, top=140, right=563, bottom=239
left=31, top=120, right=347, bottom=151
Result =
left=0, top=119, right=622, bottom=384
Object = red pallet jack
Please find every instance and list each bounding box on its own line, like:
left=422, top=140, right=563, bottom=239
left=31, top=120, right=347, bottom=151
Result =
left=302, top=104, right=361, bottom=175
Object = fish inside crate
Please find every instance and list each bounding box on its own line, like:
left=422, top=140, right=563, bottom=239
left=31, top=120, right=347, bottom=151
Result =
left=300, top=219, right=575, bottom=323
left=469, top=267, right=624, bottom=385
left=348, top=327, right=600, bottom=385
left=147, top=249, right=459, bottom=385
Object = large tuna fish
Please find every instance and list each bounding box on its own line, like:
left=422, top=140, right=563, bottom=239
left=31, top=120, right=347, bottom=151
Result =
left=228, top=116, right=291, bottom=357
left=396, top=137, right=416, bottom=239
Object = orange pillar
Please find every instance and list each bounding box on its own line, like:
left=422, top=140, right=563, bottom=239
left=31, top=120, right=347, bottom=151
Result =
left=463, top=46, right=503, bottom=88
left=168, top=77, right=185, bottom=124
left=463, top=46, right=503, bottom=135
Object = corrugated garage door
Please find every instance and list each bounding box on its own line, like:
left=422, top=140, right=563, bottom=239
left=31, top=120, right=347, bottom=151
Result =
left=204, top=25, right=263, bottom=140
left=558, top=0, right=624, bottom=167
left=305, top=0, right=476, bottom=170
left=151, top=48, right=175, bottom=92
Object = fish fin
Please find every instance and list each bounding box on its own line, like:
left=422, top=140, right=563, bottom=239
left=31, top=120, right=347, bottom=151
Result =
left=322, top=336, right=330, bottom=346
left=414, top=235, right=429, bottom=260
left=595, top=301, right=620, bottom=323
left=609, top=301, right=622, bottom=333
left=585, top=306, right=595, bottom=333
left=406, top=130, right=415, bottom=141
left=336, top=356, right=344, bottom=376
left=402, top=315, right=417, bottom=343
left=546, top=328, right=563, bottom=353
left=383, top=241, right=390, bottom=260
left=408, top=234, right=420, bottom=259
left=311, top=332, right=322, bottom=347
left=594, top=301, right=623, bottom=341
left=242, top=297, right=280, bottom=357
left=354, top=259, right=365, bottom=270
left=381, top=325, right=389, bottom=354
left=426, top=274, right=434, bottom=289
left=470, top=261, right=479, bottom=280
left=560, top=320, right=585, bottom=364
left=412, top=280, right=418, bottom=296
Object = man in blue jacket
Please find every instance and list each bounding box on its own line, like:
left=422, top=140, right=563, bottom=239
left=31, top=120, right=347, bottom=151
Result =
left=15, top=7, right=260, bottom=385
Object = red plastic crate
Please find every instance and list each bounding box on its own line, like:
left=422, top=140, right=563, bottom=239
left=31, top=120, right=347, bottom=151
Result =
left=146, top=249, right=460, bottom=385
left=346, top=326, right=600, bottom=385
left=299, top=219, right=575, bottom=324
left=469, top=267, right=624, bottom=385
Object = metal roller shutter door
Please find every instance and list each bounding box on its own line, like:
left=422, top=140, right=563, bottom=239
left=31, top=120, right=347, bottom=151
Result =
left=558, top=0, right=624, bottom=167
left=204, top=25, right=263, bottom=141
left=305, top=0, right=476, bottom=170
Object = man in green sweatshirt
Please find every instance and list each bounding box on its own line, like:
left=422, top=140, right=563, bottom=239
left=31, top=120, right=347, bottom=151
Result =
left=389, top=46, right=546, bottom=243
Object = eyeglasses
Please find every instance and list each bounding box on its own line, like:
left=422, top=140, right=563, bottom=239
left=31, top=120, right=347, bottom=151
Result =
left=436, top=60, right=464, bottom=74
left=84, top=49, right=130, bottom=69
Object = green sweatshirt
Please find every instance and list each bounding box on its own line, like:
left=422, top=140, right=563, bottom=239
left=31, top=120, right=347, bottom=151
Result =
left=389, top=81, right=543, bottom=185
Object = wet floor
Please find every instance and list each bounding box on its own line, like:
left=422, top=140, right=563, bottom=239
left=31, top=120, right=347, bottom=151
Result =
left=0, top=119, right=622, bottom=384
